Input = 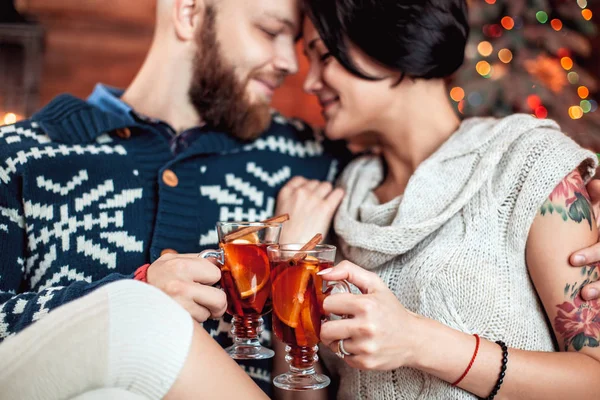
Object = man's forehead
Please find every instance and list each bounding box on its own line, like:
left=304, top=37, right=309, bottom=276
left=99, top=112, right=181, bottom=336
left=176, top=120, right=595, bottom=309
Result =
left=247, top=0, right=302, bottom=26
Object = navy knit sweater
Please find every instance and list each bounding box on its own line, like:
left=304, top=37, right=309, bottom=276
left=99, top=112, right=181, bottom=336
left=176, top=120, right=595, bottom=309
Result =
left=0, top=92, right=346, bottom=395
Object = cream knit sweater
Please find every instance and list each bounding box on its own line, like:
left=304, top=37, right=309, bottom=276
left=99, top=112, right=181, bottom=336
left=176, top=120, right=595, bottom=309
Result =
left=323, top=115, right=598, bottom=399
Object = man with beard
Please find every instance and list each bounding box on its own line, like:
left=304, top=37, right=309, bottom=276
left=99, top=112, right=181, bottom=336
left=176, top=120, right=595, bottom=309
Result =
left=0, top=0, right=345, bottom=398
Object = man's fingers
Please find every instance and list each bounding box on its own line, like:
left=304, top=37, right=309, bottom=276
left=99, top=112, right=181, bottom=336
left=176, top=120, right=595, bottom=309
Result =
left=585, top=179, right=600, bottom=228
left=586, top=179, right=600, bottom=202
left=191, top=284, right=228, bottom=318
left=569, top=242, right=600, bottom=267
left=186, top=259, right=222, bottom=285
left=581, top=281, right=600, bottom=301
left=186, top=301, right=212, bottom=324
left=196, top=250, right=222, bottom=266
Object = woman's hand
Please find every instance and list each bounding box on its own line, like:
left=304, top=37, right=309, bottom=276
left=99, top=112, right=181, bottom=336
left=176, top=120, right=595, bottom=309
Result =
left=318, top=261, right=423, bottom=371
left=275, top=177, right=344, bottom=243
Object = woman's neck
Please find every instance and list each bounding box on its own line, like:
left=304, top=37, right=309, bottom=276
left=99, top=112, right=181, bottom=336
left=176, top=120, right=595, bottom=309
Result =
left=373, top=81, right=460, bottom=203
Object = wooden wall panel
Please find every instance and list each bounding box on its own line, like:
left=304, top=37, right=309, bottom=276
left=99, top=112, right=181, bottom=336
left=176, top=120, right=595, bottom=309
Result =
left=16, top=0, right=156, bottom=27
left=16, top=0, right=324, bottom=126
left=15, top=0, right=599, bottom=129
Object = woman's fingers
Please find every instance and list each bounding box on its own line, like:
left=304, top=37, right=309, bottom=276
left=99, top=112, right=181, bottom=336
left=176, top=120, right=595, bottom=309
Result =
left=318, top=260, right=384, bottom=294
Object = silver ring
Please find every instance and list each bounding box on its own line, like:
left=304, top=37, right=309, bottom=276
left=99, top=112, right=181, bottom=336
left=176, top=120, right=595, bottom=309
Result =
left=339, top=339, right=351, bottom=356
left=336, top=340, right=345, bottom=359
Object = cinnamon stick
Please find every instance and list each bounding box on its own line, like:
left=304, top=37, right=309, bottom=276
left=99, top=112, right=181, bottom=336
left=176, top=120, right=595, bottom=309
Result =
left=222, top=214, right=289, bottom=243
left=289, top=233, right=323, bottom=266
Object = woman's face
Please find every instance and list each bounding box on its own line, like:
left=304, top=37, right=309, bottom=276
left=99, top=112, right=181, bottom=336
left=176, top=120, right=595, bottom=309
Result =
left=302, top=18, right=402, bottom=141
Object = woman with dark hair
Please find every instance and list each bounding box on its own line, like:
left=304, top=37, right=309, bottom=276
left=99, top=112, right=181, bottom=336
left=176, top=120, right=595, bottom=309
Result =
left=274, top=0, right=600, bottom=398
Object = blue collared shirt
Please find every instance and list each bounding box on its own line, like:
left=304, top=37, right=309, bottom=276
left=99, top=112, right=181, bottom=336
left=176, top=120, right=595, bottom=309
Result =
left=87, top=84, right=200, bottom=155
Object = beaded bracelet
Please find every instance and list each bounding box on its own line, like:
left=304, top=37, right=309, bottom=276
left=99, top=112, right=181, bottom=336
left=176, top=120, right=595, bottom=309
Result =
left=484, top=340, right=508, bottom=400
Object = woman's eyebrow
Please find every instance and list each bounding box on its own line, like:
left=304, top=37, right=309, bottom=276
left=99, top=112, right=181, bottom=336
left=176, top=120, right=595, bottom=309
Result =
left=307, top=38, right=319, bottom=50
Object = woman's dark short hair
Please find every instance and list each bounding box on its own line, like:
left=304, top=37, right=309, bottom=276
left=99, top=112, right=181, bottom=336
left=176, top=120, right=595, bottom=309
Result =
left=304, top=0, right=470, bottom=81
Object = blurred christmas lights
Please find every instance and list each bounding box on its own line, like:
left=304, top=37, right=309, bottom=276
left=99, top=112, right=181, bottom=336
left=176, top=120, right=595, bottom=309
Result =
left=498, top=49, right=513, bottom=63
left=501, top=17, right=515, bottom=30
left=450, top=87, right=465, bottom=102
left=550, top=19, right=563, bottom=31
left=477, top=41, right=493, bottom=57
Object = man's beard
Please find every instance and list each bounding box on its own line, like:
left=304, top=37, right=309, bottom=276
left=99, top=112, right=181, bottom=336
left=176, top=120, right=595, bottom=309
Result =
left=189, top=6, right=273, bottom=141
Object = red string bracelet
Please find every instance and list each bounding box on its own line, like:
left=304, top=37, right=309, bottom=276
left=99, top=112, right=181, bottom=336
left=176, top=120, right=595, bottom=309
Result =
left=451, top=333, right=480, bottom=387
left=134, top=263, right=151, bottom=283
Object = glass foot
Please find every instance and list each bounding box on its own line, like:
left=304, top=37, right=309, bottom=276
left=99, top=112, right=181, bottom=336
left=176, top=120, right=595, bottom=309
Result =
left=273, top=371, right=331, bottom=391
left=225, top=344, right=275, bottom=360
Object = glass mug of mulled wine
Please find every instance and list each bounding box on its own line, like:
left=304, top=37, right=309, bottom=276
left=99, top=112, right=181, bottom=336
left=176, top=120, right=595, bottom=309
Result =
left=201, top=220, right=282, bottom=360
left=267, top=244, right=352, bottom=391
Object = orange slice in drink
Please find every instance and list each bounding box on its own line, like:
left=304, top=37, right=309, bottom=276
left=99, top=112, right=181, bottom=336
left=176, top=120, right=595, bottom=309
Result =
left=231, top=231, right=260, bottom=244
left=250, top=282, right=271, bottom=314
left=300, top=296, right=320, bottom=346
left=294, top=279, right=320, bottom=347
left=226, top=245, right=270, bottom=299
left=304, top=255, right=319, bottom=263
left=272, top=264, right=315, bottom=328
left=295, top=323, right=308, bottom=347
left=312, top=270, right=327, bottom=315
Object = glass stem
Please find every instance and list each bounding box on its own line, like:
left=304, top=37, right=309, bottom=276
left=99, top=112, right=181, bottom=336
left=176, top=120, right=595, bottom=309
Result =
left=286, top=345, right=319, bottom=371
left=231, top=315, right=263, bottom=345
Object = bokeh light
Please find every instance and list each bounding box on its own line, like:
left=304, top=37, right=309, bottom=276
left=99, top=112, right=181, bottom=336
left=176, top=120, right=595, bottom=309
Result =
left=569, top=106, right=584, bottom=119
left=581, top=100, right=592, bottom=113
left=477, top=41, right=493, bottom=57
left=557, top=48, right=571, bottom=58
left=568, top=72, right=580, bottom=84
left=484, top=24, right=503, bottom=38
left=450, top=87, right=465, bottom=102
left=468, top=92, right=483, bottom=107
left=550, top=19, right=563, bottom=31
left=3, top=113, right=17, bottom=125
left=513, top=17, right=524, bottom=30
left=578, top=86, right=589, bottom=99
left=501, top=16, right=515, bottom=30
left=582, top=9, right=593, bottom=21
left=476, top=61, right=492, bottom=77
left=561, top=57, right=573, bottom=70
left=527, top=95, right=542, bottom=110
left=498, top=49, right=513, bottom=63
left=535, top=106, right=548, bottom=119
left=536, top=11, right=549, bottom=24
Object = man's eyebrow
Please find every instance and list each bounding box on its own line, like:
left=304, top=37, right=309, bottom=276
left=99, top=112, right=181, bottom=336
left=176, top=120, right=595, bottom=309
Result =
left=264, top=12, right=298, bottom=33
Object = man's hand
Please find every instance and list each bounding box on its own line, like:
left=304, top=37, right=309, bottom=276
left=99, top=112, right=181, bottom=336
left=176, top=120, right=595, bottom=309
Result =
left=146, top=253, right=227, bottom=323
left=570, top=179, right=600, bottom=300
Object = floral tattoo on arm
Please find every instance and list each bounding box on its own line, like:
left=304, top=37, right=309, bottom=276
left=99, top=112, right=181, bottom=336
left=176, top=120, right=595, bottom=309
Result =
left=541, top=170, right=600, bottom=351
left=540, top=170, right=593, bottom=230
left=556, top=264, right=600, bottom=351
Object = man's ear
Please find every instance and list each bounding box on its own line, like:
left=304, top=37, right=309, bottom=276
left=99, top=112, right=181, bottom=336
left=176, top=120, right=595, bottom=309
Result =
left=172, top=0, right=206, bottom=41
